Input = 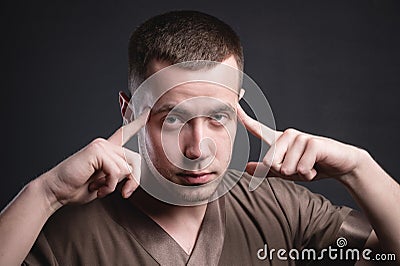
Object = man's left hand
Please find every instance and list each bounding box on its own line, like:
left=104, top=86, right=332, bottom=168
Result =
left=237, top=103, right=366, bottom=182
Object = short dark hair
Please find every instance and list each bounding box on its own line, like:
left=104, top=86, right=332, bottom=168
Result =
left=128, top=10, right=244, bottom=92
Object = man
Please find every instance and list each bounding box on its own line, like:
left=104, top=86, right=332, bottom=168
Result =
left=0, top=10, right=399, bottom=265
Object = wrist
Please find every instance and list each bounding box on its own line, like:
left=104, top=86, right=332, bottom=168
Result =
left=337, top=148, right=373, bottom=187
left=31, top=171, right=63, bottom=215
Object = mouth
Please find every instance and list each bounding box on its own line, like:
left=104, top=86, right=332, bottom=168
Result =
left=176, top=171, right=217, bottom=185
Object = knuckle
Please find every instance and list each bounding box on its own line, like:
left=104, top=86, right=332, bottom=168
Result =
left=262, top=156, right=272, bottom=166
left=90, top=138, right=107, bottom=149
left=307, top=138, right=320, bottom=149
left=280, top=166, right=292, bottom=176
left=114, top=165, right=125, bottom=177
left=283, top=128, right=298, bottom=137
left=294, top=133, right=308, bottom=143
left=297, top=164, right=309, bottom=175
left=107, top=167, right=119, bottom=178
left=268, top=162, right=280, bottom=173
left=114, top=168, right=123, bottom=177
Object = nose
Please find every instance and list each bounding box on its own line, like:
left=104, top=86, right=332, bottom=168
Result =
left=181, top=119, right=207, bottom=160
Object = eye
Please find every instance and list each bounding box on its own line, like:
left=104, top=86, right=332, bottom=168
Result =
left=165, top=116, right=178, bottom=124
left=163, top=114, right=184, bottom=128
left=210, top=113, right=229, bottom=125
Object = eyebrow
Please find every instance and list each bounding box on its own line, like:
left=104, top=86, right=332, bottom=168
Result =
left=152, top=104, right=176, bottom=115
left=152, top=103, right=236, bottom=116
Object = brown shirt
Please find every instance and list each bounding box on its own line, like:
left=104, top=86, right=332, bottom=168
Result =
left=24, top=170, right=372, bottom=265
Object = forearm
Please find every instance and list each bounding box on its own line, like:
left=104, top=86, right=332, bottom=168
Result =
left=0, top=173, right=61, bottom=265
left=340, top=149, right=400, bottom=258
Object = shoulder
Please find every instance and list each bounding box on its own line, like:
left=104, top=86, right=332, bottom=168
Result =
left=225, top=169, right=304, bottom=208
left=223, top=170, right=353, bottom=241
left=221, top=169, right=310, bottom=249
left=225, top=169, right=348, bottom=214
left=26, top=193, right=153, bottom=265
left=224, top=169, right=304, bottom=223
left=41, top=193, right=125, bottom=243
left=46, top=197, right=108, bottom=227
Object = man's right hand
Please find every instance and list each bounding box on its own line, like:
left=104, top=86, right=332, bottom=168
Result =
left=0, top=106, right=149, bottom=265
left=36, top=107, right=150, bottom=211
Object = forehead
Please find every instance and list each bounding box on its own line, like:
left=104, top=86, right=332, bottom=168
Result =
left=154, top=82, right=238, bottom=108
left=147, top=56, right=240, bottom=108
left=132, top=56, right=241, bottom=116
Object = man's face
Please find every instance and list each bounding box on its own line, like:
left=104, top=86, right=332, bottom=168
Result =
left=143, top=56, right=239, bottom=202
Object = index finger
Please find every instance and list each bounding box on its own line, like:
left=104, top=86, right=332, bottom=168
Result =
left=237, top=103, right=281, bottom=145
left=108, top=107, right=150, bottom=146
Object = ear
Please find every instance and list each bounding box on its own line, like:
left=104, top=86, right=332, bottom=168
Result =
left=118, top=91, right=133, bottom=123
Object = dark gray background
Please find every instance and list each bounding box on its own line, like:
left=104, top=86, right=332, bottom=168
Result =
left=1, top=0, right=399, bottom=210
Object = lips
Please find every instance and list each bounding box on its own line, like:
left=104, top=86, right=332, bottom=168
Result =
left=176, top=171, right=216, bottom=185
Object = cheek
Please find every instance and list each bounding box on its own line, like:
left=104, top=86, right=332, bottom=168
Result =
left=214, top=124, right=236, bottom=162
left=145, top=124, right=180, bottom=165
left=215, top=137, right=232, bottom=160
left=163, top=132, right=184, bottom=162
left=144, top=124, right=163, bottom=158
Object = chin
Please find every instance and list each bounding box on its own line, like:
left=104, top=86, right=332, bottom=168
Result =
left=166, top=173, right=224, bottom=204
left=180, top=184, right=220, bottom=202
left=142, top=160, right=228, bottom=205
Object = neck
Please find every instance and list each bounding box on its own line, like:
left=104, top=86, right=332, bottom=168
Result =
left=130, top=187, right=207, bottom=224
left=129, top=188, right=207, bottom=255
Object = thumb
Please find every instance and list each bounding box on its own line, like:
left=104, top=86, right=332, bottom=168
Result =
left=245, top=162, right=270, bottom=177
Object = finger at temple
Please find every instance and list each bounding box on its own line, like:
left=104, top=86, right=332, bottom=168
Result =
left=108, top=107, right=150, bottom=146
left=236, top=103, right=278, bottom=146
left=122, top=107, right=150, bottom=145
